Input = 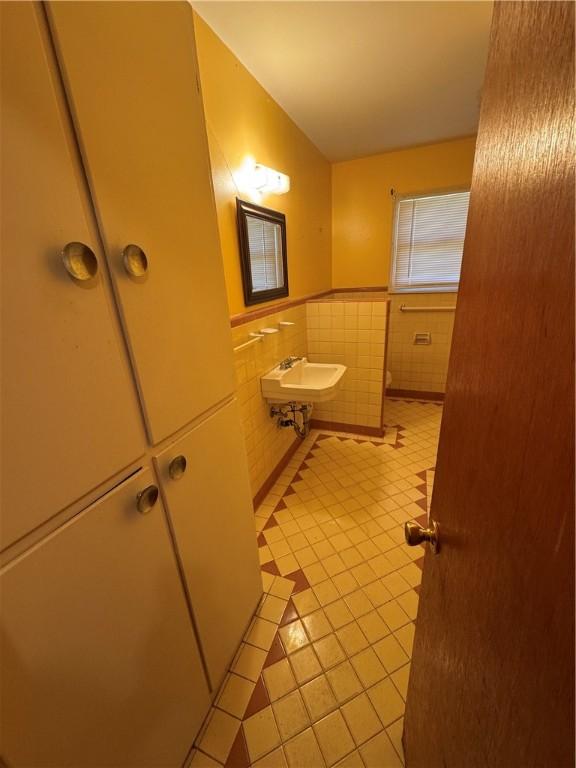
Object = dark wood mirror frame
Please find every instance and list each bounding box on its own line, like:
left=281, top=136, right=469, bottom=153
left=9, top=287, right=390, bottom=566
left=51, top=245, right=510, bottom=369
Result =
left=236, top=198, right=289, bottom=306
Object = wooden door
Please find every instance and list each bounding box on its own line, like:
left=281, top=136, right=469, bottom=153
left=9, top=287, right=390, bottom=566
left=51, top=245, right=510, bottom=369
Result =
left=0, top=2, right=145, bottom=550
left=404, top=3, right=574, bottom=767
left=0, top=466, right=211, bottom=766
left=154, top=399, right=262, bottom=691
left=47, top=1, right=236, bottom=445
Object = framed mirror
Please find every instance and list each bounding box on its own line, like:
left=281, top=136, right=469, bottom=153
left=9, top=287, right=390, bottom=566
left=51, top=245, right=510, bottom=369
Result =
left=236, top=198, right=288, bottom=306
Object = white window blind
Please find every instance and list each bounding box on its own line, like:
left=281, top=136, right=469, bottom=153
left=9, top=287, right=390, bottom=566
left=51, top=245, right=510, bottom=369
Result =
left=246, top=214, right=284, bottom=292
left=390, top=190, right=470, bottom=293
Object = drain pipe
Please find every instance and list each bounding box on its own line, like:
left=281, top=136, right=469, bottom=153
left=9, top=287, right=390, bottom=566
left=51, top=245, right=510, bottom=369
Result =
left=270, top=402, right=313, bottom=439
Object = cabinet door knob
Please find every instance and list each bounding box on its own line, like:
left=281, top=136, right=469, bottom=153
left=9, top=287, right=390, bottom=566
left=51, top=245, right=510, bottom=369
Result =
left=61, top=241, right=99, bottom=282
left=136, top=484, right=159, bottom=514
left=122, top=244, right=148, bottom=278
left=168, top=455, right=187, bottom=480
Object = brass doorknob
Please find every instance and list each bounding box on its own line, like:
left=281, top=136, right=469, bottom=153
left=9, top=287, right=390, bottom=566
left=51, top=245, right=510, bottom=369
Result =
left=405, top=520, right=440, bottom=554
left=136, top=485, right=159, bottom=514
left=168, top=455, right=187, bottom=480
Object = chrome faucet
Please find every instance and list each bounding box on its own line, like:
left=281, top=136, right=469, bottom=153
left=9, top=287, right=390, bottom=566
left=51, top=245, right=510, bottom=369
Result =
left=279, top=356, right=302, bottom=370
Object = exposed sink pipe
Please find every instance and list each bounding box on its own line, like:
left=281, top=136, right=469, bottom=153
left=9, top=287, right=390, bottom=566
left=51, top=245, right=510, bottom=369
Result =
left=270, top=402, right=312, bottom=439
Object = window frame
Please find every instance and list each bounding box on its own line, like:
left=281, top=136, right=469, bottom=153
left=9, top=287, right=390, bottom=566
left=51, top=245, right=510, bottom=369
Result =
left=236, top=198, right=289, bottom=306
left=389, top=188, right=470, bottom=294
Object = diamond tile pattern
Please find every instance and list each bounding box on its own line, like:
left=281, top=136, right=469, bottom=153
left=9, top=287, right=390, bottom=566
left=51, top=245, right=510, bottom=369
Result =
left=192, top=400, right=442, bottom=766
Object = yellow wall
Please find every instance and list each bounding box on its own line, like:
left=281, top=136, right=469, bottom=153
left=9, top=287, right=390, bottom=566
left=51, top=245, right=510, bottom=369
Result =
left=193, top=14, right=332, bottom=316
left=332, top=136, right=477, bottom=288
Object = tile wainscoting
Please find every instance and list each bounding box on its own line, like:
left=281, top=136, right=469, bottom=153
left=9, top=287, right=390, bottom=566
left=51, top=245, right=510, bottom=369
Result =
left=306, top=299, right=389, bottom=434
left=232, top=305, right=308, bottom=502
left=231, top=289, right=454, bottom=504
left=386, top=294, right=456, bottom=395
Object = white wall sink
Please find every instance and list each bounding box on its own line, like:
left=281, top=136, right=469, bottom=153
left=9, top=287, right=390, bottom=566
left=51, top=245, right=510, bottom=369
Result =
left=261, top=358, right=347, bottom=403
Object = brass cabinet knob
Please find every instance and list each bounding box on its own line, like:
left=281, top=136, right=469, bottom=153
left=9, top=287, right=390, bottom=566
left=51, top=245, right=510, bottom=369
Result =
left=136, top=485, right=159, bottom=514
left=168, top=455, right=187, bottom=480
left=122, top=244, right=148, bottom=278
left=61, top=241, right=99, bottom=282
left=405, top=519, right=440, bottom=554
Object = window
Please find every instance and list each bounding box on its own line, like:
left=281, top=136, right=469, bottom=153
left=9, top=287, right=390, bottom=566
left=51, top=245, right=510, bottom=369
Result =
left=236, top=199, right=288, bottom=305
left=390, top=190, right=470, bottom=293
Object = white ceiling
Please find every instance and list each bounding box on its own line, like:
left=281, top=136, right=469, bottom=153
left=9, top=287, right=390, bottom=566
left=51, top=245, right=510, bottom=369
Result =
left=193, top=1, right=493, bottom=162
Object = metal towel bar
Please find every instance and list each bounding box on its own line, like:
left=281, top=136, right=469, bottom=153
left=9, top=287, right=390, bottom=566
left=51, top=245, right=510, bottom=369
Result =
left=399, top=304, right=456, bottom=312
left=233, top=334, right=264, bottom=352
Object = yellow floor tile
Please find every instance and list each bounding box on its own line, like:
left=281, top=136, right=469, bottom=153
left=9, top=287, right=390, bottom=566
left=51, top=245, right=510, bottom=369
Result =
left=276, top=554, right=300, bottom=576
left=232, top=642, right=267, bottom=682
left=343, top=589, right=373, bottom=619
left=289, top=646, right=323, bottom=685
left=280, top=620, right=310, bottom=654
left=360, top=730, right=402, bottom=768
left=393, top=623, right=415, bottom=656
left=332, top=571, right=359, bottom=597
left=252, top=746, right=288, bottom=767
left=366, top=678, right=405, bottom=727
left=190, top=750, right=222, bottom=767
left=216, top=673, right=254, bottom=719
left=292, top=588, right=321, bottom=617
left=302, top=609, right=332, bottom=641
left=300, top=674, right=338, bottom=722
left=336, top=622, right=370, bottom=657
left=263, top=659, right=298, bottom=702
left=258, top=594, right=289, bottom=624
left=386, top=718, right=405, bottom=765
left=350, top=648, right=387, bottom=689
left=341, top=692, right=383, bottom=746
left=357, top=610, right=390, bottom=643
left=391, top=663, right=411, bottom=701
left=246, top=617, right=278, bottom=651
left=284, top=727, right=325, bottom=768
left=334, top=750, right=364, bottom=768
left=270, top=576, right=296, bottom=600
left=313, top=580, right=340, bottom=606
left=324, top=599, right=355, bottom=630
left=396, top=590, right=419, bottom=621
left=198, top=709, right=240, bottom=764
left=313, top=709, right=355, bottom=767
left=313, top=634, right=346, bottom=670
left=326, top=661, right=363, bottom=705
left=272, top=690, right=310, bottom=741
left=377, top=600, right=411, bottom=631
left=244, top=706, right=281, bottom=763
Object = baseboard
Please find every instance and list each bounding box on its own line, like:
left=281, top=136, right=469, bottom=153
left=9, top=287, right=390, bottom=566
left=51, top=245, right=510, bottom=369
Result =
left=387, top=388, right=445, bottom=402
left=310, top=418, right=385, bottom=438
left=253, top=436, right=301, bottom=510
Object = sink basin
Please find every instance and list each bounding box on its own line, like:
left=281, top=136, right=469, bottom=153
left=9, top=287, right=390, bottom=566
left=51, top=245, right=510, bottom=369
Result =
left=261, top=358, right=347, bottom=403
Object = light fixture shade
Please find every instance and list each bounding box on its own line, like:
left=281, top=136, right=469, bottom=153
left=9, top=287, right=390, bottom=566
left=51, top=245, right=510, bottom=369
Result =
left=251, top=163, right=291, bottom=195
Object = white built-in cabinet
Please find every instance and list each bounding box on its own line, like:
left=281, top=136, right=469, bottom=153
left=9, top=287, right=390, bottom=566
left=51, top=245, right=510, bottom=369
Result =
left=0, top=0, right=145, bottom=550
left=155, top=400, right=262, bottom=691
left=1, top=3, right=261, bottom=765
left=1, top=467, right=211, bottom=767
left=47, top=0, right=236, bottom=445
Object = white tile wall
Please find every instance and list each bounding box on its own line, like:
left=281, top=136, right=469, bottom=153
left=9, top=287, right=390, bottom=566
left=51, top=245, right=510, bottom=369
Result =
left=232, top=305, right=308, bottom=498
left=306, top=300, right=389, bottom=431
left=386, top=294, right=456, bottom=393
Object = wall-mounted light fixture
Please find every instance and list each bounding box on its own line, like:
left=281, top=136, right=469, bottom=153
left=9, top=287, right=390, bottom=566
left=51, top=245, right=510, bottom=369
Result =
left=235, top=156, right=290, bottom=201
left=250, top=163, right=291, bottom=195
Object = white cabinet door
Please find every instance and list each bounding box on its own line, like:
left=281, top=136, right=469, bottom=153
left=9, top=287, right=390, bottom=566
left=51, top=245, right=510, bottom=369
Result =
left=0, top=466, right=210, bottom=766
left=0, top=3, right=145, bottom=550
left=48, top=1, right=236, bottom=445
left=155, top=400, right=262, bottom=690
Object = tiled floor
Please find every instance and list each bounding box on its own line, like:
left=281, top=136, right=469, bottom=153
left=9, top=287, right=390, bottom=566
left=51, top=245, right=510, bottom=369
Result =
left=192, top=399, right=443, bottom=768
